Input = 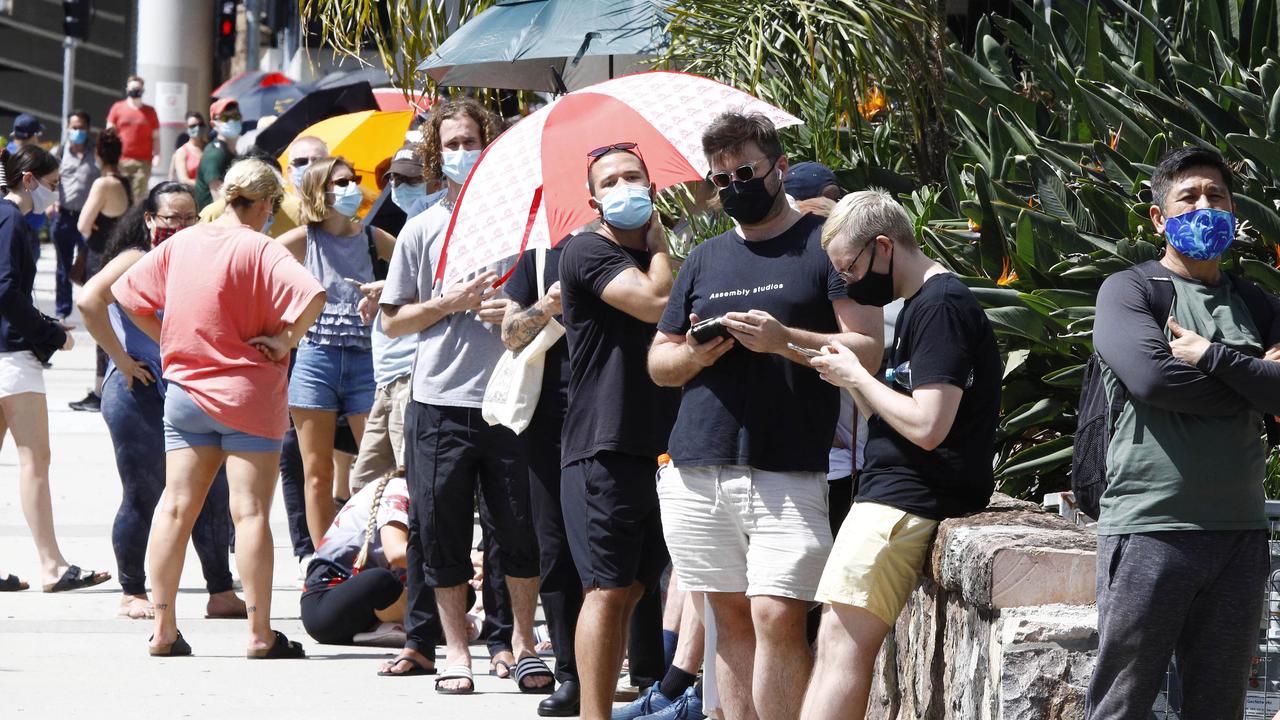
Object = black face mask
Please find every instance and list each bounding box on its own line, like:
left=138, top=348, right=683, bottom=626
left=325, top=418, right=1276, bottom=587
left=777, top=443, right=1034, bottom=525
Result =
left=846, top=241, right=896, bottom=307
left=126, top=88, right=143, bottom=98
left=718, top=160, right=782, bottom=225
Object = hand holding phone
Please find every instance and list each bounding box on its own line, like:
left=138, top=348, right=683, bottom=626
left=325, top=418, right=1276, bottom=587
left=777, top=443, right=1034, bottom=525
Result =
left=690, top=315, right=730, bottom=344
left=787, top=342, right=822, bottom=358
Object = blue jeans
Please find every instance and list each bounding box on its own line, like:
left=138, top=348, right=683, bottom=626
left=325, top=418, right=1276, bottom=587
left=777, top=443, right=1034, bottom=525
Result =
left=50, top=209, right=82, bottom=318
left=101, top=371, right=234, bottom=596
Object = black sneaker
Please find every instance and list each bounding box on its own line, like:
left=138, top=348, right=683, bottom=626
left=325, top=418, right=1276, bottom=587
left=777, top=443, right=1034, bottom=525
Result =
left=68, top=391, right=101, bottom=412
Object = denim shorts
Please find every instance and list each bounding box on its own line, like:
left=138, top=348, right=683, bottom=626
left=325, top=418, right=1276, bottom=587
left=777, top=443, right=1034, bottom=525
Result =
left=163, top=383, right=282, bottom=454
left=287, top=341, right=376, bottom=417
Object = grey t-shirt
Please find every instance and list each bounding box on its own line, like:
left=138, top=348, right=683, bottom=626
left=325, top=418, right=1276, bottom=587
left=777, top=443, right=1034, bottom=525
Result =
left=380, top=201, right=514, bottom=408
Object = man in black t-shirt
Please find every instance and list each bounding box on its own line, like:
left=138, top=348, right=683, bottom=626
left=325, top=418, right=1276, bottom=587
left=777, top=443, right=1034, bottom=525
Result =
left=647, top=112, right=884, bottom=720
left=557, top=146, right=680, bottom=720
left=500, top=243, right=582, bottom=716
left=799, top=190, right=1000, bottom=720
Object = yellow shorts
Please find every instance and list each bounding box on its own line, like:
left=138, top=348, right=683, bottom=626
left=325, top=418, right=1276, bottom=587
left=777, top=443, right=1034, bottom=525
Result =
left=815, top=501, right=939, bottom=627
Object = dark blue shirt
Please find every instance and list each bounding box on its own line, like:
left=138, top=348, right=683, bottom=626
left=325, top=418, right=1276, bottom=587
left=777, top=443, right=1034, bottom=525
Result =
left=0, top=199, right=65, bottom=353
left=503, top=244, right=569, bottom=428
left=656, top=213, right=845, bottom=473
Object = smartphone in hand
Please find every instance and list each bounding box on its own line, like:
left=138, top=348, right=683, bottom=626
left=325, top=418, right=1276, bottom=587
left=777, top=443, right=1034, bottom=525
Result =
left=787, top=342, right=822, bottom=358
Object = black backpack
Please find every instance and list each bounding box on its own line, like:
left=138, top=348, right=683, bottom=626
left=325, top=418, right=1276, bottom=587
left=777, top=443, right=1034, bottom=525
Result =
left=1070, top=259, right=1278, bottom=519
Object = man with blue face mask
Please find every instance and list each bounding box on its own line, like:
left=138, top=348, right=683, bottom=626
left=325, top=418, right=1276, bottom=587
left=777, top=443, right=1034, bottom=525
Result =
left=51, top=109, right=99, bottom=319
left=194, top=99, right=242, bottom=211
left=1086, top=147, right=1280, bottom=718
left=555, top=143, right=681, bottom=720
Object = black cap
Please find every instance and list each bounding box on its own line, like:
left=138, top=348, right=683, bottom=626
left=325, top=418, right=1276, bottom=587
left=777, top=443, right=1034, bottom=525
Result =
left=784, top=161, right=839, bottom=201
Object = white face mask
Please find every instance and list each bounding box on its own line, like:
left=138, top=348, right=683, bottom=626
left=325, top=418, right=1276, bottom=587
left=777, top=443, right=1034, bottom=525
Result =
left=441, top=149, right=482, bottom=185
left=27, top=177, right=57, bottom=214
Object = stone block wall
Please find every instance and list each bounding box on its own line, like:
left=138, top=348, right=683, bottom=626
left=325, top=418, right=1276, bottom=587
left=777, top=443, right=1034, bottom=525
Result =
left=866, top=495, right=1100, bottom=720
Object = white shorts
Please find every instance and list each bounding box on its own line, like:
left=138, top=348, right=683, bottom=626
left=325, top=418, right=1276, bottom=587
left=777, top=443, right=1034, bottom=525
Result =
left=0, top=351, right=45, bottom=399
left=657, top=463, right=833, bottom=600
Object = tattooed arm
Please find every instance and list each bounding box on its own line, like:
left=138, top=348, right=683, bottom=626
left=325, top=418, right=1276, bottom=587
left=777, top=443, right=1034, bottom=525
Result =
left=501, top=281, right=562, bottom=352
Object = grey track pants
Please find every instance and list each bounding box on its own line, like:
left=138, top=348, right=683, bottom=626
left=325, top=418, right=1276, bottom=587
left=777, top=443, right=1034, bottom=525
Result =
left=1086, top=529, right=1269, bottom=720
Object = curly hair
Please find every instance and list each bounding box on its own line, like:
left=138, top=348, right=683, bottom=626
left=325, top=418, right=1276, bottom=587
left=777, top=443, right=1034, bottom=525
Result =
left=298, top=156, right=355, bottom=224
left=418, top=98, right=499, bottom=181
left=96, top=127, right=124, bottom=168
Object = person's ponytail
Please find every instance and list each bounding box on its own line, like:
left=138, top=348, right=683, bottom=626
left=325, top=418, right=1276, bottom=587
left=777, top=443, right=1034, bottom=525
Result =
left=0, top=147, right=11, bottom=194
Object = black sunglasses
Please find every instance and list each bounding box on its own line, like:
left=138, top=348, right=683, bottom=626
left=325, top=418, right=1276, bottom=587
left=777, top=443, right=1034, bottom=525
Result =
left=330, top=177, right=357, bottom=188
left=707, top=156, right=778, bottom=189
left=587, top=142, right=638, bottom=160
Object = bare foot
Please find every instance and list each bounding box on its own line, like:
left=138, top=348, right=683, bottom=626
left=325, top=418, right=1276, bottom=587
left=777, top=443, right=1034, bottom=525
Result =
left=440, top=651, right=473, bottom=691
left=118, top=594, right=154, bottom=619
left=491, top=649, right=514, bottom=678
left=535, top=639, right=554, bottom=654
left=514, top=651, right=552, bottom=690
left=206, top=590, right=247, bottom=619
left=379, top=647, right=435, bottom=676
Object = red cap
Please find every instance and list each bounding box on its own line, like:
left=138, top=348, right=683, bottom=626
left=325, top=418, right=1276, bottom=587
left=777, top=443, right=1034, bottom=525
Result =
left=209, top=98, right=240, bottom=118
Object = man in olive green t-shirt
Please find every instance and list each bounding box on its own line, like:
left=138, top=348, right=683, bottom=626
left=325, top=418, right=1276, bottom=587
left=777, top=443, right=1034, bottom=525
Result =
left=1088, top=147, right=1280, bottom=719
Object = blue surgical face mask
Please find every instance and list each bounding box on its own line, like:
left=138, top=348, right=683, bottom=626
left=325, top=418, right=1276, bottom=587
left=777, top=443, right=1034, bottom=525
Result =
left=215, top=119, right=242, bottom=139
left=1164, top=207, right=1236, bottom=260
left=289, top=163, right=308, bottom=190
left=392, top=181, right=428, bottom=213
left=329, top=182, right=363, bottom=217
left=598, top=183, right=653, bottom=230
left=441, top=149, right=481, bottom=185
left=68, top=129, right=88, bottom=146
left=261, top=212, right=275, bottom=235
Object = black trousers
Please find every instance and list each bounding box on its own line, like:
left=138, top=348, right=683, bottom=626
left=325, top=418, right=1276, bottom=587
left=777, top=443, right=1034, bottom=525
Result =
left=403, top=401, right=537, bottom=655
left=526, top=411, right=583, bottom=683
left=478, top=498, right=514, bottom=657
left=300, top=568, right=404, bottom=645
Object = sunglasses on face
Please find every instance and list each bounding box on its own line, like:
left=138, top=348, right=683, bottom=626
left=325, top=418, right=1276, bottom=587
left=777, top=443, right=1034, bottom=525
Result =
left=217, top=113, right=242, bottom=122
left=390, top=175, right=424, bottom=187
left=187, top=124, right=205, bottom=131
left=707, top=156, right=778, bottom=189
left=330, top=177, right=357, bottom=188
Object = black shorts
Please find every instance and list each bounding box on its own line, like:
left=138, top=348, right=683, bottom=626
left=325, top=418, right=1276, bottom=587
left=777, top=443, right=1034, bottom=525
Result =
left=561, top=450, right=668, bottom=590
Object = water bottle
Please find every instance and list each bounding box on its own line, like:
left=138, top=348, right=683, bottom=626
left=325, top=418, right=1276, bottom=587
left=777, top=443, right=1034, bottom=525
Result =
left=884, top=361, right=973, bottom=390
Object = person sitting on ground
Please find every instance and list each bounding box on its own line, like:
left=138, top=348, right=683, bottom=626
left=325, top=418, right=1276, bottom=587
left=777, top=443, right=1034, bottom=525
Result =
left=301, top=467, right=410, bottom=647
left=113, top=158, right=326, bottom=659
left=77, top=180, right=246, bottom=621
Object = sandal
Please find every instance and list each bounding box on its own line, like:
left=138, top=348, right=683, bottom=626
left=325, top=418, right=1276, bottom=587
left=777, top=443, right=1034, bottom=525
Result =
left=515, top=655, right=555, bottom=695
left=0, top=574, right=28, bottom=592
left=42, top=564, right=111, bottom=593
left=435, top=664, right=475, bottom=695
left=246, top=630, right=306, bottom=659
left=149, top=632, right=192, bottom=657
left=378, top=654, right=436, bottom=677
left=491, top=657, right=513, bottom=677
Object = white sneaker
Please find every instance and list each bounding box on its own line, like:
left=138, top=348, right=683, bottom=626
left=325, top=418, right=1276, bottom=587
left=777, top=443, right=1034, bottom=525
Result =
left=353, top=622, right=406, bottom=647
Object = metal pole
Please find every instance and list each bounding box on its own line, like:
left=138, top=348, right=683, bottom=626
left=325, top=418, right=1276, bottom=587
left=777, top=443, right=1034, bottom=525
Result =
left=60, top=37, right=77, bottom=141
left=245, top=0, right=259, bottom=71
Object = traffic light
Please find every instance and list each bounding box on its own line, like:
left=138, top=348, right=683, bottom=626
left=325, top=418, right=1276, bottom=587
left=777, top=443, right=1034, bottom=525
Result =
left=216, top=0, right=239, bottom=59
left=63, top=0, right=91, bottom=39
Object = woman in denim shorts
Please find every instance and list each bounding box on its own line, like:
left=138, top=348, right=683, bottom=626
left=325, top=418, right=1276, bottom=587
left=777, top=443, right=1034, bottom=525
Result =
left=113, top=159, right=326, bottom=659
left=277, top=156, right=396, bottom=548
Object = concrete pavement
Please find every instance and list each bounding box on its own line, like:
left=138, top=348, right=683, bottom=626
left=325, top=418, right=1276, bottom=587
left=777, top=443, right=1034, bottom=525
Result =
left=0, top=240, right=559, bottom=718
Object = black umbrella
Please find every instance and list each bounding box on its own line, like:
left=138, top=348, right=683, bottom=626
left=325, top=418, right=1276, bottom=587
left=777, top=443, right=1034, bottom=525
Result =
left=253, top=82, right=380, bottom=157
left=313, top=66, right=391, bottom=90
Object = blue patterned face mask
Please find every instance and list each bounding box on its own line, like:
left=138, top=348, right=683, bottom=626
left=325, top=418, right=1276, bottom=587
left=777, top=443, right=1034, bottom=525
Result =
left=1164, top=207, right=1236, bottom=260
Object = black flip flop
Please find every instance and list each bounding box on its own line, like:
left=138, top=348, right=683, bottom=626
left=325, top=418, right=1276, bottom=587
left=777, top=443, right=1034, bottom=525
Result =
left=42, top=565, right=111, bottom=593
left=0, top=574, right=28, bottom=592
left=490, top=658, right=513, bottom=677
left=247, top=630, right=306, bottom=659
left=378, top=654, right=436, bottom=677
left=515, top=655, right=555, bottom=695
left=149, top=631, right=192, bottom=657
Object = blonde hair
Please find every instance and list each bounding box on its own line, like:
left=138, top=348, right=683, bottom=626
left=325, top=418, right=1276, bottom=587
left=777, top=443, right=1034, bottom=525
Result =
left=820, top=187, right=915, bottom=251
left=353, top=466, right=405, bottom=570
left=298, top=156, right=355, bottom=224
left=221, top=158, right=283, bottom=210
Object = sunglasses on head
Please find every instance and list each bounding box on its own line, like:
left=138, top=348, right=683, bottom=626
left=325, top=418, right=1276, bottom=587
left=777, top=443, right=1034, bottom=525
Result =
left=587, top=142, right=638, bottom=159
left=707, top=156, right=778, bottom=189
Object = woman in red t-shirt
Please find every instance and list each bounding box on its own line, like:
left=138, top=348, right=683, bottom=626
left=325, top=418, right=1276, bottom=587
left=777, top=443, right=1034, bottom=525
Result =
left=114, top=158, right=326, bottom=659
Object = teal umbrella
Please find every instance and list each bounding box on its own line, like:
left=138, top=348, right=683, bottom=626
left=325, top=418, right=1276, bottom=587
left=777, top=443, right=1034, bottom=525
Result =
left=419, top=0, right=669, bottom=93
